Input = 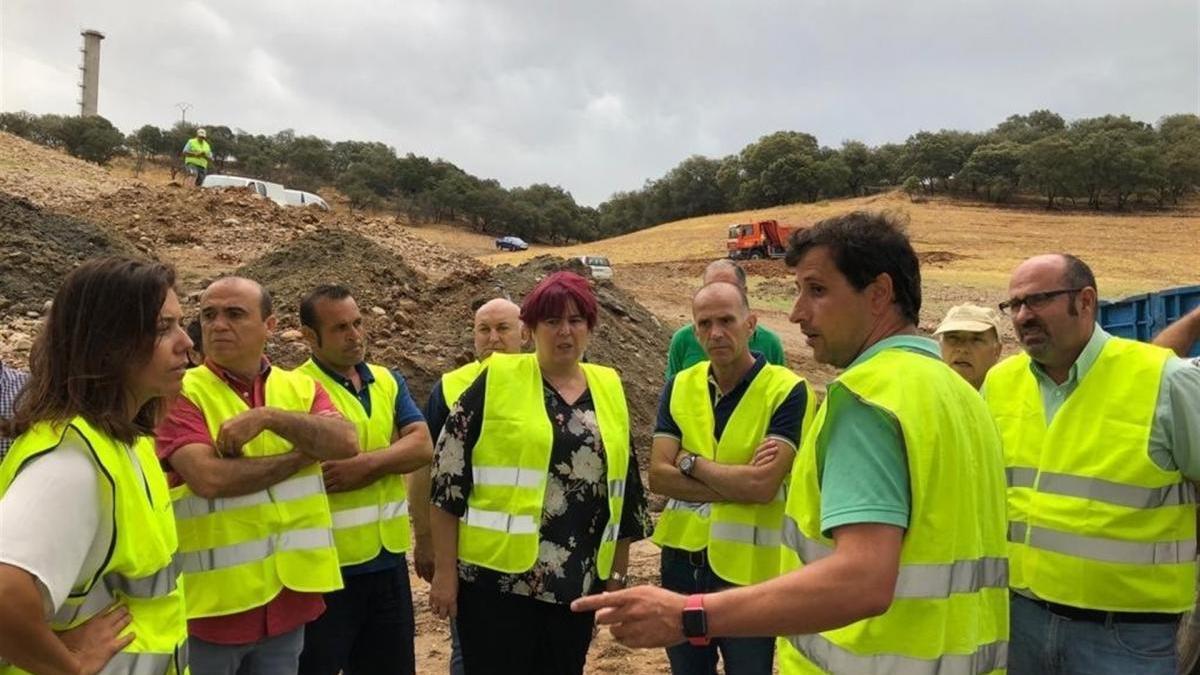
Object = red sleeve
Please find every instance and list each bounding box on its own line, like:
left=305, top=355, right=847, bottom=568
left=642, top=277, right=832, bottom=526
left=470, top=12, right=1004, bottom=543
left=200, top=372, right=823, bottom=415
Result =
left=154, top=396, right=213, bottom=485
left=309, top=382, right=342, bottom=418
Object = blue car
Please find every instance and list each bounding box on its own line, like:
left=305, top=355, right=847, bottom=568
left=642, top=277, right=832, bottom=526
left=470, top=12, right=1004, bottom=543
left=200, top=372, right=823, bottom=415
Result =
left=495, top=236, right=529, bottom=251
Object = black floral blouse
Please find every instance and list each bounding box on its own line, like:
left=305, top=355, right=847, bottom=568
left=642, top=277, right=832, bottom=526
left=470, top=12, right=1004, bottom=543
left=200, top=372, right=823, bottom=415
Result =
left=430, top=370, right=652, bottom=605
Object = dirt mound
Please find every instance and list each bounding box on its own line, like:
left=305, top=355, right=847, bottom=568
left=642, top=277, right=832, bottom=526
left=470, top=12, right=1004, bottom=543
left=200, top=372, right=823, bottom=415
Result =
left=0, top=193, right=141, bottom=315
left=0, top=132, right=131, bottom=208
left=63, top=183, right=485, bottom=287
left=230, top=239, right=671, bottom=456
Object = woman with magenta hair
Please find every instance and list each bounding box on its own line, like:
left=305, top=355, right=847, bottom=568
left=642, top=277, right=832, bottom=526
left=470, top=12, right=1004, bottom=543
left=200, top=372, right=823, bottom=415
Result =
left=427, top=270, right=651, bottom=674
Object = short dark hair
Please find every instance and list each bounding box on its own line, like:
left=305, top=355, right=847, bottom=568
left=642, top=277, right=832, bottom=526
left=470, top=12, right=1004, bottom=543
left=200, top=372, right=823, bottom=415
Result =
left=785, top=211, right=922, bottom=325
left=299, top=284, right=354, bottom=331
left=1060, top=254, right=1097, bottom=295
left=4, top=257, right=176, bottom=443
left=521, top=271, right=598, bottom=330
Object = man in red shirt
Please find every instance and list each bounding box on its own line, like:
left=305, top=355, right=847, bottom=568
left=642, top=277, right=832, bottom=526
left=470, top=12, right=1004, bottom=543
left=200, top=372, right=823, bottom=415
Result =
left=157, top=276, right=358, bottom=674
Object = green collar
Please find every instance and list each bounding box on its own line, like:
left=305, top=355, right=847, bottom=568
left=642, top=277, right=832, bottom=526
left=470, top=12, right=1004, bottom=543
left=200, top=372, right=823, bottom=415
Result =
left=847, top=334, right=941, bottom=370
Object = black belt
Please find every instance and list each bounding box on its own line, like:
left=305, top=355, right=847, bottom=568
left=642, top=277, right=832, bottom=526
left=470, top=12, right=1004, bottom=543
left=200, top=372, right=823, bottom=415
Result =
left=1022, top=594, right=1181, bottom=625
left=663, top=546, right=708, bottom=567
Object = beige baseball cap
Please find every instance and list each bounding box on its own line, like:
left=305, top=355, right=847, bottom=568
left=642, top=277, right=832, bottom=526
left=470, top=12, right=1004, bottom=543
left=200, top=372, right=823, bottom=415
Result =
left=934, top=303, right=1003, bottom=336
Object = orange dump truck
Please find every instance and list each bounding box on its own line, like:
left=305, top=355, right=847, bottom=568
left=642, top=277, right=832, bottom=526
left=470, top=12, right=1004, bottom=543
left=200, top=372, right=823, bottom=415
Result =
left=725, top=219, right=795, bottom=259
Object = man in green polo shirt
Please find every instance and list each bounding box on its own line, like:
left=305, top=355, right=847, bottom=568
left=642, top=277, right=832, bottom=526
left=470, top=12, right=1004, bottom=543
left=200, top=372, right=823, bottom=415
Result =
left=665, top=260, right=786, bottom=378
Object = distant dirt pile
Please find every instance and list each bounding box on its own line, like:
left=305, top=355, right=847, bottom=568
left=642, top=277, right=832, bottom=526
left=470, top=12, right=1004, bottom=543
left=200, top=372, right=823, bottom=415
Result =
left=233, top=236, right=671, bottom=452
left=0, top=193, right=140, bottom=314
left=0, top=132, right=130, bottom=208
left=64, top=184, right=486, bottom=284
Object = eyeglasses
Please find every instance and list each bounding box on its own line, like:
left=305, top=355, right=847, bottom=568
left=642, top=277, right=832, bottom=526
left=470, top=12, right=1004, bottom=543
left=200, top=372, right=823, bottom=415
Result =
left=997, top=288, right=1083, bottom=315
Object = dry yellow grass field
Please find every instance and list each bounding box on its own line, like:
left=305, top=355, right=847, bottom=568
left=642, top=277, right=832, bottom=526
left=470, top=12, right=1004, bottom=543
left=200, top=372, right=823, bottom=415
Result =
left=486, top=191, right=1200, bottom=297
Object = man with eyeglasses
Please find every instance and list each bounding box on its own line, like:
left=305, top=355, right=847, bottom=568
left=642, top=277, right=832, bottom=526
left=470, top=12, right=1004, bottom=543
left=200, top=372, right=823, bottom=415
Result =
left=983, top=253, right=1200, bottom=675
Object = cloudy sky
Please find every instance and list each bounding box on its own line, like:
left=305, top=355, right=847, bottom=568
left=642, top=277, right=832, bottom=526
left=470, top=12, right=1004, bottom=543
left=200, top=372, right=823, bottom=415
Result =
left=2, top=0, right=1197, bottom=205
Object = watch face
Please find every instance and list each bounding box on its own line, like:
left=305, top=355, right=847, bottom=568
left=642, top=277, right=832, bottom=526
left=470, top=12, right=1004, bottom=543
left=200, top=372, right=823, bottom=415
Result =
left=680, top=454, right=695, bottom=475
left=682, top=607, right=707, bottom=638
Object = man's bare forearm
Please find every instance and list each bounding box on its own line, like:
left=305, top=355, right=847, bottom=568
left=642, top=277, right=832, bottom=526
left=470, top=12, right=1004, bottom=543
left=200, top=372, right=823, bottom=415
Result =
left=705, top=524, right=903, bottom=638
left=648, top=436, right=724, bottom=502
left=173, top=444, right=312, bottom=499
left=407, top=466, right=433, bottom=540
left=1154, top=305, right=1200, bottom=358
left=691, top=448, right=794, bottom=504
left=264, top=409, right=358, bottom=459
left=371, top=423, right=433, bottom=477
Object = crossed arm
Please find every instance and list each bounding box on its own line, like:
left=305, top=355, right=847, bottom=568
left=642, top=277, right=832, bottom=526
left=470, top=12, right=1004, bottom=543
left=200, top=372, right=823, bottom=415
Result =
left=169, top=407, right=358, bottom=499
left=648, top=434, right=795, bottom=505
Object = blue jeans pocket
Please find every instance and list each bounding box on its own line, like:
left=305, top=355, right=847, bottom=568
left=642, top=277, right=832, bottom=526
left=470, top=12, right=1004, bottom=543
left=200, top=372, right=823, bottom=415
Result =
left=1109, top=622, right=1178, bottom=659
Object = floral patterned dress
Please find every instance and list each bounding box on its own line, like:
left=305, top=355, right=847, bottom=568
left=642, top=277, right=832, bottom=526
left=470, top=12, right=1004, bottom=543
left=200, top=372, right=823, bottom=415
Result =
left=430, top=370, right=652, bottom=605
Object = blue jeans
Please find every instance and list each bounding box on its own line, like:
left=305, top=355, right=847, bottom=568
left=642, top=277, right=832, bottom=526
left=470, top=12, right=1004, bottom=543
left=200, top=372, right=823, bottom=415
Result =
left=189, top=626, right=304, bottom=675
left=1010, top=592, right=1179, bottom=675
left=660, top=547, right=774, bottom=675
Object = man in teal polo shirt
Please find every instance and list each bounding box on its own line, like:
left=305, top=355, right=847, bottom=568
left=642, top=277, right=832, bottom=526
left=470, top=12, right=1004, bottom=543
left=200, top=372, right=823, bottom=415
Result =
left=665, top=260, right=786, bottom=378
left=574, top=211, right=1008, bottom=675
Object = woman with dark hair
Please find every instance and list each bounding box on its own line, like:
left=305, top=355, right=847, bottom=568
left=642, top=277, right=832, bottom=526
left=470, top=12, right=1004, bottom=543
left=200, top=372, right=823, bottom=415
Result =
left=428, top=270, right=651, bottom=675
left=0, top=257, right=193, bottom=675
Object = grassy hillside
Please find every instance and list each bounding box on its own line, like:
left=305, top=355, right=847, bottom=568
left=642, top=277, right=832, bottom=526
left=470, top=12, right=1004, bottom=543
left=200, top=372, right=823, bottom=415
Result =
left=484, top=191, right=1200, bottom=297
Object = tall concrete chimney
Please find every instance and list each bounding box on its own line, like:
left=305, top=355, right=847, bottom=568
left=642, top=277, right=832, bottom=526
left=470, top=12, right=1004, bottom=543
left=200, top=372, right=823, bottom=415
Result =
left=78, top=29, right=105, bottom=117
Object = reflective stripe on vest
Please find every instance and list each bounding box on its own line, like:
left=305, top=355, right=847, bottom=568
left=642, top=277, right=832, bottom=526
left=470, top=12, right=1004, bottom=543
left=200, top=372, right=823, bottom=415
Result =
left=55, top=557, right=182, bottom=626
left=985, top=337, right=1193, bottom=612
left=457, top=353, right=630, bottom=577
left=653, top=360, right=814, bottom=586
left=1008, top=522, right=1196, bottom=565
left=173, top=365, right=342, bottom=618
left=297, top=359, right=410, bottom=564
left=1006, top=467, right=1197, bottom=509
left=173, top=474, right=324, bottom=519
left=779, top=348, right=1009, bottom=675
left=0, top=419, right=188, bottom=675
left=785, top=633, right=1006, bottom=675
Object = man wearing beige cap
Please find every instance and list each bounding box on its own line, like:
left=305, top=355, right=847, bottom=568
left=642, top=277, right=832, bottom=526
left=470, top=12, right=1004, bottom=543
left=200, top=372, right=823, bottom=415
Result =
left=934, top=303, right=1003, bottom=390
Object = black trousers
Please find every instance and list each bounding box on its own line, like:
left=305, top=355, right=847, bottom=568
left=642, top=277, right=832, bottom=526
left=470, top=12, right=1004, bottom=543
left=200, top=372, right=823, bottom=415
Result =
left=298, top=558, right=416, bottom=675
left=456, top=581, right=596, bottom=675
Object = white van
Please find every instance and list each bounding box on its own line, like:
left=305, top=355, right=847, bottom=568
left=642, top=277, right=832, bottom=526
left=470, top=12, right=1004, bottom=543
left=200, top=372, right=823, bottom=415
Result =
left=282, top=189, right=330, bottom=211
left=201, top=174, right=288, bottom=206
left=576, top=255, right=614, bottom=280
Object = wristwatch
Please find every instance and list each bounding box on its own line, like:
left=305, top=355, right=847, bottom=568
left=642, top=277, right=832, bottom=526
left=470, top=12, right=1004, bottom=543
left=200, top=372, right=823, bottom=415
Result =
left=608, top=571, right=628, bottom=588
left=678, top=452, right=698, bottom=477
left=682, top=594, right=710, bottom=646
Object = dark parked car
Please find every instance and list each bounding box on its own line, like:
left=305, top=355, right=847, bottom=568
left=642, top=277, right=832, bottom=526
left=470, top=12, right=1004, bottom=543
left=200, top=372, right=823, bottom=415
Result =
left=495, top=236, right=529, bottom=251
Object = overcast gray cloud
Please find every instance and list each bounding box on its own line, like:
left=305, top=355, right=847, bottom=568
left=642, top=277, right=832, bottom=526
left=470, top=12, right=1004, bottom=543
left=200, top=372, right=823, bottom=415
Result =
left=2, top=0, right=1197, bottom=205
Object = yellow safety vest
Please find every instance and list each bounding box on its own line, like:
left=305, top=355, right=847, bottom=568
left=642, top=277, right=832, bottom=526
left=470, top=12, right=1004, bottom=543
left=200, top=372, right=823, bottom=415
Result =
left=779, top=348, right=1009, bottom=674
left=0, top=418, right=188, bottom=675
left=442, top=360, right=486, bottom=407
left=297, top=360, right=410, bottom=565
left=183, top=138, right=211, bottom=169
left=457, top=353, right=630, bottom=577
left=984, top=337, right=1193, bottom=612
left=652, top=361, right=814, bottom=585
left=171, top=365, right=342, bottom=618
